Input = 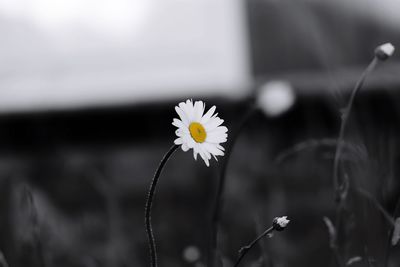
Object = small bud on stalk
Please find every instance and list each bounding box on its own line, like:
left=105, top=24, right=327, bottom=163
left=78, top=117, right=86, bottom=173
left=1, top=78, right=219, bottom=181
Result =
left=234, top=216, right=290, bottom=267
left=374, top=43, right=395, bottom=61
left=272, top=216, right=290, bottom=231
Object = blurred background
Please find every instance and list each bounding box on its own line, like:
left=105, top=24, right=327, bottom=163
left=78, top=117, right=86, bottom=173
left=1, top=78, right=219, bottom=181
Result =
left=0, top=0, right=400, bottom=266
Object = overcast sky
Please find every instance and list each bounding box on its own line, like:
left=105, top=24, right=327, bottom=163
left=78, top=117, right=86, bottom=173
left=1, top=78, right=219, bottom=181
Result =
left=0, top=0, right=250, bottom=112
left=0, top=0, right=399, bottom=112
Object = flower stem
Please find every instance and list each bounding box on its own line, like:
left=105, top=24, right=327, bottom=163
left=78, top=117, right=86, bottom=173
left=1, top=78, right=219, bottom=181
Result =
left=331, top=56, right=379, bottom=267
left=208, top=106, right=256, bottom=267
left=332, top=57, right=379, bottom=201
left=145, top=144, right=179, bottom=267
left=233, top=226, right=274, bottom=267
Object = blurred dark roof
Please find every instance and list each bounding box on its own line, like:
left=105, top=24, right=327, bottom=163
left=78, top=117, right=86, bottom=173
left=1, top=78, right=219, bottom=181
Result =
left=247, top=0, right=400, bottom=75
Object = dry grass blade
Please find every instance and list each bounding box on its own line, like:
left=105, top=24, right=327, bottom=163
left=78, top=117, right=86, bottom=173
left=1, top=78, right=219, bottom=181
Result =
left=323, top=216, right=337, bottom=249
left=391, top=217, right=400, bottom=246
left=323, top=216, right=342, bottom=267
left=346, top=256, right=362, bottom=266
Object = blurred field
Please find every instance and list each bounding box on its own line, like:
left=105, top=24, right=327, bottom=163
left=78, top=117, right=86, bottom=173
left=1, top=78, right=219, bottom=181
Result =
left=0, top=89, right=399, bottom=266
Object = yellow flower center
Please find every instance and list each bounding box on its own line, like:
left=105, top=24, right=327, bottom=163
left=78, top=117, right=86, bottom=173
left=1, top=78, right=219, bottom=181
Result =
left=189, top=122, right=207, bottom=143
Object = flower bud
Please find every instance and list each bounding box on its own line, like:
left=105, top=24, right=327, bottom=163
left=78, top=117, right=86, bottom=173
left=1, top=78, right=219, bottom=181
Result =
left=375, top=43, right=395, bottom=61
left=272, top=216, right=290, bottom=231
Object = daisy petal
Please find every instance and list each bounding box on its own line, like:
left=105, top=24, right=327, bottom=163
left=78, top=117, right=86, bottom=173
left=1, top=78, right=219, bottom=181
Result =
left=182, top=143, right=189, bottom=152
left=175, top=106, right=189, bottom=126
left=193, top=143, right=199, bottom=160
left=204, top=142, right=225, bottom=157
left=180, top=100, right=194, bottom=123
left=172, top=119, right=189, bottom=132
left=209, top=126, right=228, bottom=134
left=202, top=146, right=212, bottom=160
left=204, top=117, right=224, bottom=131
left=217, top=144, right=225, bottom=151
left=206, top=132, right=228, bottom=143
left=201, top=105, right=216, bottom=124
left=199, top=149, right=210, bottom=167
left=193, top=101, right=205, bottom=122
left=174, top=138, right=183, bottom=145
left=185, top=135, right=196, bottom=148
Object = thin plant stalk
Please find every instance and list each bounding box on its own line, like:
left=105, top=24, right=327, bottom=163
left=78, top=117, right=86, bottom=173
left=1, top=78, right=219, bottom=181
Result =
left=208, top=106, right=256, bottom=267
left=331, top=57, right=379, bottom=267
left=332, top=57, right=379, bottom=200
left=145, top=144, right=179, bottom=267
left=233, top=226, right=274, bottom=267
left=384, top=194, right=400, bottom=267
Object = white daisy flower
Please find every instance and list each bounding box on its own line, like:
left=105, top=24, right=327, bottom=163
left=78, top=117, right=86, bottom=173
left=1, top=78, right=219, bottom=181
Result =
left=172, top=99, right=228, bottom=167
